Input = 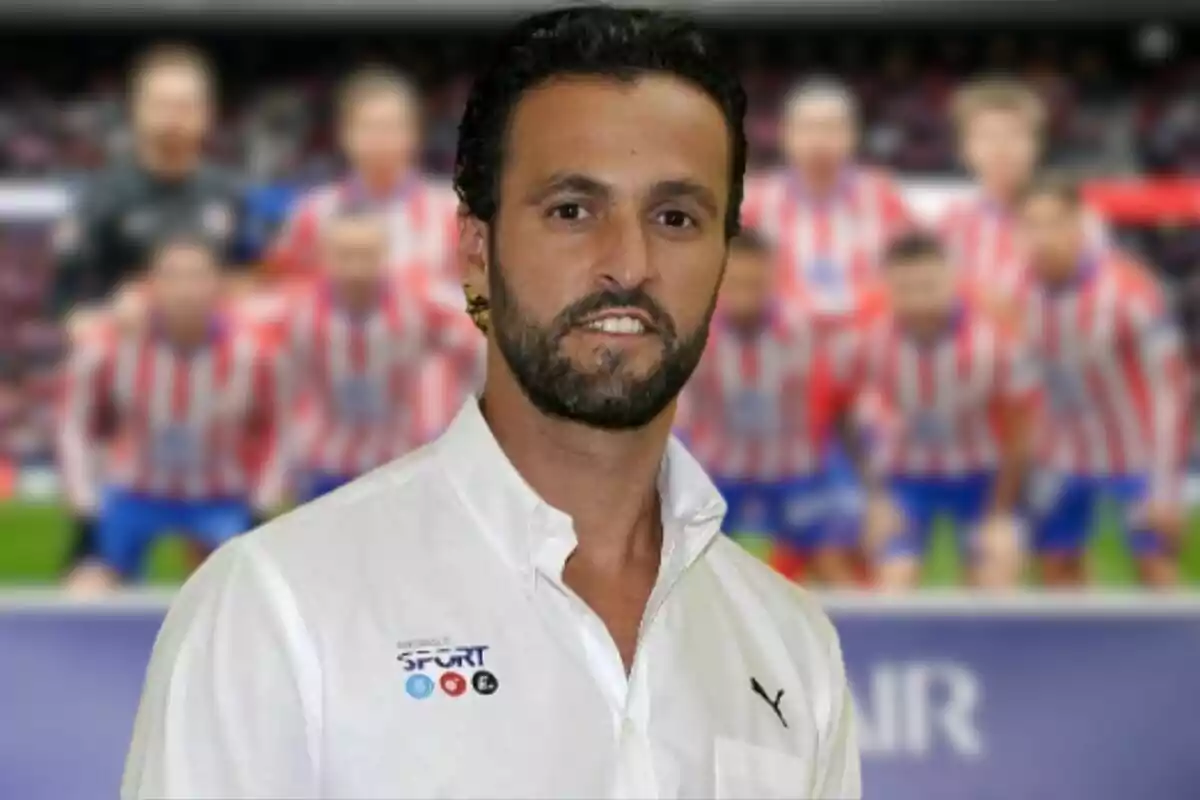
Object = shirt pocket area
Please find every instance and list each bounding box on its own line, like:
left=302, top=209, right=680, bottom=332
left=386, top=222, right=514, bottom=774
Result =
left=713, top=735, right=812, bottom=800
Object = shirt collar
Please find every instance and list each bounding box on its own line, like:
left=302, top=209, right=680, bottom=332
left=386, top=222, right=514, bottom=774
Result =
left=787, top=165, right=856, bottom=206
left=897, top=303, right=966, bottom=346
left=344, top=173, right=417, bottom=205
left=435, top=398, right=727, bottom=594
left=1041, top=251, right=1101, bottom=295
left=318, top=277, right=390, bottom=319
left=148, top=312, right=226, bottom=353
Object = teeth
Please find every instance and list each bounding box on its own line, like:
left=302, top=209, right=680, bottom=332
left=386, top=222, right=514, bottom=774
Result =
left=587, top=316, right=646, bottom=335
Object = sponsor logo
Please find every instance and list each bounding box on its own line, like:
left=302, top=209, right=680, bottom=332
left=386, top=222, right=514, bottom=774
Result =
left=398, top=641, right=498, bottom=698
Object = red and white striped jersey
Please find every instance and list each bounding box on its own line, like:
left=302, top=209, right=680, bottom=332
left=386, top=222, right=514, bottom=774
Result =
left=849, top=306, right=1038, bottom=477
left=939, top=191, right=1110, bottom=295
left=267, top=175, right=460, bottom=289
left=57, top=320, right=289, bottom=514
left=742, top=167, right=914, bottom=319
left=678, top=308, right=846, bottom=481
left=1006, top=253, right=1189, bottom=497
left=281, top=278, right=483, bottom=478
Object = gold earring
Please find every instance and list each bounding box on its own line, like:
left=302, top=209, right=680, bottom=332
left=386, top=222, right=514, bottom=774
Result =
left=463, top=282, right=491, bottom=335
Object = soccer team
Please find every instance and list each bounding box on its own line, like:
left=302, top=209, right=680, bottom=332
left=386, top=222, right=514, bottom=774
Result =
left=54, top=45, right=1190, bottom=593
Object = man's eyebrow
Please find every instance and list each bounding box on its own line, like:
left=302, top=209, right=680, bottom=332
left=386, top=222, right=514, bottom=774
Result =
left=648, top=179, right=721, bottom=218
left=524, top=173, right=611, bottom=204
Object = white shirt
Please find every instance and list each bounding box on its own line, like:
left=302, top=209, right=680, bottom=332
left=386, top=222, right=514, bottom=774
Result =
left=123, top=399, right=861, bottom=800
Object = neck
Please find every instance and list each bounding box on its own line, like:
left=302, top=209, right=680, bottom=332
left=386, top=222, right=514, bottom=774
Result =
left=333, top=281, right=379, bottom=316
left=481, top=353, right=673, bottom=568
left=795, top=163, right=844, bottom=198
left=357, top=165, right=409, bottom=197
left=158, top=315, right=212, bottom=350
left=979, top=180, right=1021, bottom=210
left=137, top=141, right=200, bottom=180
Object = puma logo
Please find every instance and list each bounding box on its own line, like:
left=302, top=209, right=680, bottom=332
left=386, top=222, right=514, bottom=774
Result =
left=750, top=676, right=788, bottom=728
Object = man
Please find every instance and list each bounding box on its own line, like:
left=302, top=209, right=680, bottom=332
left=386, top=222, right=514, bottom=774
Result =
left=941, top=77, right=1107, bottom=298
left=1009, top=176, right=1187, bottom=587
left=123, top=8, right=860, bottom=799
left=679, top=231, right=863, bottom=585
left=280, top=205, right=482, bottom=502
left=268, top=67, right=458, bottom=287
left=268, top=66, right=468, bottom=442
left=52, top=43, right=249, bottom=315
left=742, top=77, right=910, bottom=327
left=57, top=233, right=287, bottom=595
left=51, top=43, right=249, bottom=575
left=854, top=232, right=1035, bottom=590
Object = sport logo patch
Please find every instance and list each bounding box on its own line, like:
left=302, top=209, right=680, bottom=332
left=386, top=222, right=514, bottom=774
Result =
left=397, top=639, right=498, bottom=699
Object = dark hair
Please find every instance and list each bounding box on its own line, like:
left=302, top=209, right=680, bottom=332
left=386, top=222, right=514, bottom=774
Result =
left=884, top=229, right=946, bottom=266
left=730, top=228, right=771, bottom=256
left=454, top=4, right=747, bottom=239
left=1019, top=172, right=1084, bottom=209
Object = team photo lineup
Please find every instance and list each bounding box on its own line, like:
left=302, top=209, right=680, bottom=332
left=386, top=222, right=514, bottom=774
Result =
left=37, top=32, right=1194, bottom=595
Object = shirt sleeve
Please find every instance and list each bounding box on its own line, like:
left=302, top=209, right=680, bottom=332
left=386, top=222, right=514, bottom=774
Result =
left=56, top=336, right=112, bottom=514
left=810, top=617, right=863, bottom=800
left=121, top=537, right=322, bottom=800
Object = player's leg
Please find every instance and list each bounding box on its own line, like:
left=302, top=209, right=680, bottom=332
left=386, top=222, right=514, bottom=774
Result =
left=806, top=447, right=868, bottom=585
left=954, top=473, right=1023, bottom=588
left=1111, top=476, right=1179, bottom=589
left=873, top=476, right=938, bottom=590
left=300, top=472, right=355, bottom=505
left=69, top=489, right=163, bottom=594
left=182, top=498, right=254, bottom=570
left=789, top=475, right=861, bottom=586
left=715, top=479, right=775, bottom=562
left=1028, top=472, right=1092, bottom=586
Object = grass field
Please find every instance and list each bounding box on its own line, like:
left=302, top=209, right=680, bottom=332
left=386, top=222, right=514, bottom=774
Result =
left=3, top=500, right=1200, bottom=586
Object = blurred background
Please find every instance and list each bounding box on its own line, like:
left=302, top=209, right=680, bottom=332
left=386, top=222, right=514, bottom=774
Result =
left=1, top=1, right=1199, bottom=798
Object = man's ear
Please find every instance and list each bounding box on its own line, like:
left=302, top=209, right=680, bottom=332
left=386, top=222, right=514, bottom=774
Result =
left=458, top=210, right=492, bottom=334
left=458, top=211, right=490, bottom=300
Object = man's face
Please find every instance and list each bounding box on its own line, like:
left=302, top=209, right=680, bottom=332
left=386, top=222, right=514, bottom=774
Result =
left=341, top=92, right=420, bottom=178
left=720, top=248, right=772, bottom=325
left=322, top=213, right=389, bottom=294
left=782, top=95, right=856, bottom=177
left=883, top=255, right=957, bottom=330
left=149, top=243, right=221, bottom=328
left=480, top=74, right=731, bottom=430
left=133, top=66, right=211, bottom=158
left=961, top=109, right=1039, bottom=197
left=1018, top=194, right=1085, bottom=281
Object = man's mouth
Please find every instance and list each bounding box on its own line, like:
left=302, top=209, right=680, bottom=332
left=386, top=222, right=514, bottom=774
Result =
left=575, top=309, right=656, bottom=336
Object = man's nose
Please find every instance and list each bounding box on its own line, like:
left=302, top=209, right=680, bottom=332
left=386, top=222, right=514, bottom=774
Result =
left=595, top=208, right=656, bottom=290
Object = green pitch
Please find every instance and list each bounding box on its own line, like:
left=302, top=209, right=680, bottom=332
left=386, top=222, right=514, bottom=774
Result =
left=2, top=501, right=1199, bottom=586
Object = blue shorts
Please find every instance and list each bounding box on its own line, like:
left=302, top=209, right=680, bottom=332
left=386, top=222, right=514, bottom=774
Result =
left=300, top=472, right=354, bottom=504
left=716, top=473, right=858, bottom=551
left=824, top=443, right=865, bottom=523
left=1028, top=472, right=1159, bottom=555
left=884, top=473, right=994, bottom=559
left=97, top=488, right=252, bottom=578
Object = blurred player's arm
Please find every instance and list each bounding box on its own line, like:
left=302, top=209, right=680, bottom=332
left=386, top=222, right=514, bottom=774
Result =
left=56, top=334, right=113, bottom=526
left=988, top=341, right=1038, bottom=517
left=1130, top=280, right=1190, bottom=541
left=121, top=539, right=319, bottom=799
left=50, top=181, right=112, bottom=321
left=248, top=338, right=295, bottom=522
left=264, top=194, right=319, bottom=280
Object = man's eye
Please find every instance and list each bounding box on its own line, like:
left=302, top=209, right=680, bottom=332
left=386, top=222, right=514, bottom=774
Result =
left=549, top=203, right=589, bottom=221
left=658, top=209, right=696, bottom=229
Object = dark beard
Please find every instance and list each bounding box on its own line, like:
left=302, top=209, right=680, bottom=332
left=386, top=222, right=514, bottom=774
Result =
left=486, top=238, right=715, bottom=431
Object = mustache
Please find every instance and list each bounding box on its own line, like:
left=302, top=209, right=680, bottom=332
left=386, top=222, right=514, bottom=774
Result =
left=556, top=288, right=676, bottom=338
